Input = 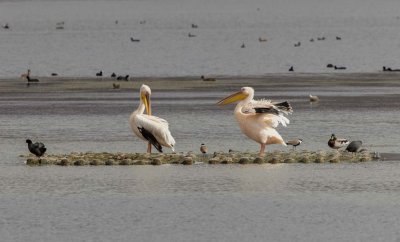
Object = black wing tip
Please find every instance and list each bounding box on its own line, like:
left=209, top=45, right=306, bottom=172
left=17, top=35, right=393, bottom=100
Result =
left=138, top=126, right=163, bottom=153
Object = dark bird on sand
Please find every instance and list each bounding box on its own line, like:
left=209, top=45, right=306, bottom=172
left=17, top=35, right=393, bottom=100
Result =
left=328, top=134, right=349, bottom=149
left=201, top=75, right=216, bottom=82
left=96, top=70, right=103, bottom=76
left=26, top=139, right=46, bottom=157
left=286, top=139, right=302, bottom=150
left=25, top=69, right=39, bottom=83
left=346, top=141, right=362, bottom=153
left=200, top=143, right=208, bottom=154
left=117, top=75, right=129, bottom=81
left=334, top=65, right=346, bottom=70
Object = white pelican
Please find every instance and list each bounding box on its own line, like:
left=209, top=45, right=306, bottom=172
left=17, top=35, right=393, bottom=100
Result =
left=217, top=87, right=292, bottom=156
left=129, top=84, right=175, bottom=153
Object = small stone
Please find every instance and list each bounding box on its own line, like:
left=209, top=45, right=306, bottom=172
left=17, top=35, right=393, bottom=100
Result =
left=182, top=157, right=193, bottom=165
left=74, top=160, right=85, bottom=166
left=239, top=157, right=250, bottom=164
left=221, top=157, right=233, bottom=164
left=59, top=158, right=70, bottom=166
left=268, top=157, right=279, bottom=164
left=253, top=157, right=264, bottom=164
left=105, top=160, right=115, bottom=166
left=151, top=158, right=162, bottom=165
left=90, top=159, right=101, bottom=166
left=208, top=158, right=220, bottom=164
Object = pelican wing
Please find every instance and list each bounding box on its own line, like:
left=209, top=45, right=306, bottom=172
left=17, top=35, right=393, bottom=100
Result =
left=135, top=114, right=176, bottom=150
left=243, top=99, right=292, bottom=127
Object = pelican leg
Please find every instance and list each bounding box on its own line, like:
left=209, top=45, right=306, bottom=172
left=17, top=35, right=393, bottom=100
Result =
left=147, top=143, right=152, bottom=153
left=259, top=143, right=266, bottom=157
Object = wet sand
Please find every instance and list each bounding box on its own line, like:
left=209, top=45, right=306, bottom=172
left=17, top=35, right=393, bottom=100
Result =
left=2, top=72, right=400, bottom=93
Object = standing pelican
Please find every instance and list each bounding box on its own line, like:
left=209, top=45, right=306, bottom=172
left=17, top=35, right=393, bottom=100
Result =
left=217, top=87, right=292, bottom=156
left=129, top=84, right=175, bottom=153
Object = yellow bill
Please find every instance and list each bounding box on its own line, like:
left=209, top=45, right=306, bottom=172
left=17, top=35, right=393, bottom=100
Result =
left=217, top=91, right=248, bottom=105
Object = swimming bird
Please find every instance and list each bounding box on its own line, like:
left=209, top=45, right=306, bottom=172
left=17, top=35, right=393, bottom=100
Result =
left=51, top=73, right=58, bottom=76
left=3, top=23, right=10, bottom=29
left=334, top=65, right=346, bottom=70
left=328, top=134, right=349, bottom=149
left=201, top=75, right=216, bottom=82
left=217, top=87, right=292, bottom=156
left=25, top=69, right=39, bottom=83
left=188, top=33, right=196, bottom=37
left=326, top=64, right=334, bottom=68
left=117, top=75, right=129, bottom=81
left=346, top=141, right=362, bottom=153
left=336, top=36, right=342, bottom=40
left=191, top=23, right=198, bottom=28
left=294, top=42, right=301, bottom=47
left=200, top=143, right=208, bottom=154
left=26, top=139, right=46, bottom=158
left=258, top=37, right=267, bottom=42
left=129, top=84, right=175, bottom=153
left=286, top=139, right=302, bottom=150
left=96, top=70, right=102, bottom=76
left=309, top=94, right=319, bottom=102
left=130, top=37, right=140, bottom=42
left=241, top=42, right=246, bottom=48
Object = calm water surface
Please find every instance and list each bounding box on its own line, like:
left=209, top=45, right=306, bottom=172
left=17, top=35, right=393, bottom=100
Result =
left=1, top=82, right=400, bottom=241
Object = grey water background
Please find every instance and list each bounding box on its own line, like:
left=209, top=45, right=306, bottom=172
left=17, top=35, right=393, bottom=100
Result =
left=1, top=78, right=400, bottom=241
left=2, top=0, right=400, bottom=240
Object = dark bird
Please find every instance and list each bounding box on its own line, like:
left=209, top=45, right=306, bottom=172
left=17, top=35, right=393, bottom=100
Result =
left=130, top=37, right=140, bottom=42
left=336, top=36, right=342, bottom=40
left=200, top=143, right=208, bottom=154
left=188, top=33, right=196, bottom=37
left=317, top=37, right=326, bottom=41
left=51, top=73, right=58, bottom=76
left=326, top=64, right=334, bottom=68
left=294, top=42, right=301, bottom=47
left=111, top=72, right=116, bottom=78
left=3, top=23, right=10, bottom=29
left=346, top=141, right=362, bottom=153
left=328, top=134, right=349, bottom=149
left=113, top=83, right=120, bottom=89
left=201, top=75, right=216, bottom=82
left=289, top=66, right=294, bottom=72
left=139, top=20, right=146, bottom=24
left=191, top=23, right=198, bottom=28
left=25, top=69, right=39, bottom=83
left=26, top=139, right=47, bottom=158
left=117, top=75, right=129, bottom=81
left=310, top=38, right=314, bottom=42
left=286, top=139, right=302, bottom=150
left=258, top=37, right=267, bottom=42
left=96, top=70, right=103, bottom=76
left=334, top=65, right=346, bottom=70
left=241, top=42, right=246, bottom=48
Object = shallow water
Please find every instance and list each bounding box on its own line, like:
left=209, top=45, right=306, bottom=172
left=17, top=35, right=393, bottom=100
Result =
left=2, top=0, right=400, bottom=240
left=2, top=0, right=400, bottom=77
left=1, top=76, right=400, bottom=241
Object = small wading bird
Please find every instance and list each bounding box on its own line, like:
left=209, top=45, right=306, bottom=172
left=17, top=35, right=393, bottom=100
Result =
left=26, top=139, right=46, bottom=158
left=200, top=143, right=208, bottom=154
left=309, top=94, right=319, bottom=102
left=130, top=84, right=175, bottom=153
left=217, top=87, right=292, bottom=156
left=328, top=134, right=349, bottom=149
left=286, top=139, right=303, bottom=150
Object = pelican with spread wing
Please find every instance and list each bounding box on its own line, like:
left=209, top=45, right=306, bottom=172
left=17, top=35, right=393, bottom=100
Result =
left=129, top=84, right=175, bottom=153
left=217, top=87, right=292, bottom=156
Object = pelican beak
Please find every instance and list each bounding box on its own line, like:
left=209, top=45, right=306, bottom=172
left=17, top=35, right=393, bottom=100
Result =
left=141, top=92, right=151, bottom=115
left=217, top=91, right=248, bottom=105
